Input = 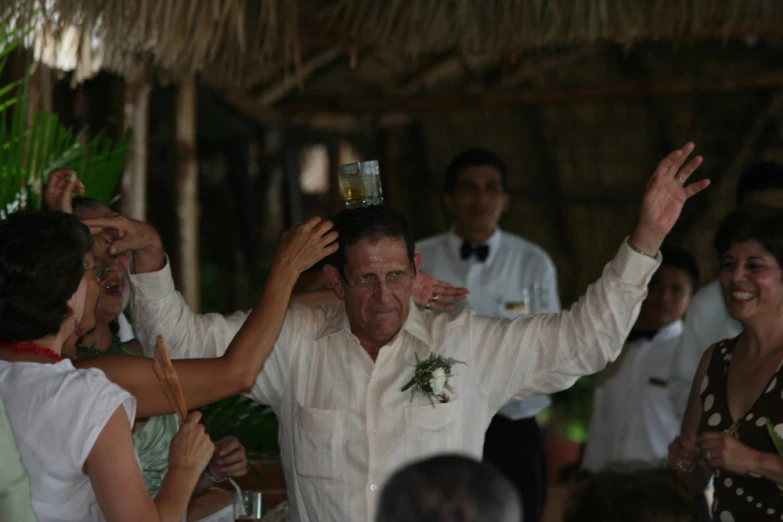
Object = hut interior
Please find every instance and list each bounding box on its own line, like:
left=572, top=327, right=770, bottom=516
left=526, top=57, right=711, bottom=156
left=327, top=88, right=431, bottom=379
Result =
left=10, top=0, right=783, bottom=515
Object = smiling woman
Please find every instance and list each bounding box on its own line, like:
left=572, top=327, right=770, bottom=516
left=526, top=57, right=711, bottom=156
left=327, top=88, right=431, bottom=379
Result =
left=669, top=204, right=783, bottom=522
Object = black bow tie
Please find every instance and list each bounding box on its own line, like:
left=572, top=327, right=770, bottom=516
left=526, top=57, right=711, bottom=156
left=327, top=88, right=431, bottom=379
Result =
left=627, top=329, right=658, bottom=343
left=460, top=241, right=489, bottom=262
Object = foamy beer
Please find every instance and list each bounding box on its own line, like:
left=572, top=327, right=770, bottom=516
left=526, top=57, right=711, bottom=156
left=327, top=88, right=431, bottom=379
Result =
left=340, top=160, right=383, bottom=208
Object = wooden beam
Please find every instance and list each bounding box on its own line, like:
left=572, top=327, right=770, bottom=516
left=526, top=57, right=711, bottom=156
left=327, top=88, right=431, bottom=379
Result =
left=175, top=76, right=200, bottom=311
left=672, top=90, right=783, bottom=243
left=254, top=47, right=344, bottom=107
left=399, top=52, right=464, bottom=93
left=120, top=73, right=151, bottom=220
left=496, top=48, right=601, bottom=89
left=277, top=72, right=783, bottom=114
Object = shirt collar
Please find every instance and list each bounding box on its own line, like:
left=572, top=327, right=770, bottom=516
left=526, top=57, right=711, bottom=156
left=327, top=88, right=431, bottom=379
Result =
left=315, top=300, right=434, bottom=350
left=628, top=319, right=683, bottom=344
left=446, top=226, right=503, bottom=264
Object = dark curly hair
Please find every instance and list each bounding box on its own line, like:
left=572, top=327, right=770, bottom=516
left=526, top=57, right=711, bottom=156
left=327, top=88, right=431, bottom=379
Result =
left=0, top=210, right=93, bottom=342
left=714, top=205, right=783, bottom=267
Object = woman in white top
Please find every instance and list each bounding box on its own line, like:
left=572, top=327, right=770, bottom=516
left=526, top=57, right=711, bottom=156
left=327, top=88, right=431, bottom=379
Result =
left=0, top=210, right=338, bottom=522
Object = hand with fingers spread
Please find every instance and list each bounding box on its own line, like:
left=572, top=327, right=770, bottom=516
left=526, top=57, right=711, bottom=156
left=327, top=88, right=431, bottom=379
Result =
left=273, top=217, right=339, bottom=276
left=412, top=268, right=469, bottom=310
left=629, top=143, right=710, bottom=256
left=80, top=213, right=166, bottom=274
left=207, top=436, right=247, bottom=480
left=44, top=169, right=85, bottom=213
left=698, top=431, right=760, bottom=475
left=668, top=434, right=701, bottom=474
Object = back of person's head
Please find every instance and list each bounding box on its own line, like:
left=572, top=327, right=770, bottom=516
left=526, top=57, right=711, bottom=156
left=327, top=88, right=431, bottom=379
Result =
left=736, top=162, right=783, bottom=207
left=443, top=149, right=508, bottom=194
left=376, top=454, right=521, bottom=522
left=565, top=468, right=695, bottom=522
left=325, top=205, right=415, bottom=273
left=714, top=205, right=783, bottom=266
left=660, top=245, right=700, bottom=289
left=0, top=210, right=93, bottom=342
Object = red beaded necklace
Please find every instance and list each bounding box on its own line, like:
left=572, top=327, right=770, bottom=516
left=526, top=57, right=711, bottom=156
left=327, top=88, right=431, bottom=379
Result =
left=0, top=341, right=63, bottom=362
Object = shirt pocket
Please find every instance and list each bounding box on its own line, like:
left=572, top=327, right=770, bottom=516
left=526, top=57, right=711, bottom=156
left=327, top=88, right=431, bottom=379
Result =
left=293, top=403, right=345, bottom=479
left=404, top=399, right=463, bottom=459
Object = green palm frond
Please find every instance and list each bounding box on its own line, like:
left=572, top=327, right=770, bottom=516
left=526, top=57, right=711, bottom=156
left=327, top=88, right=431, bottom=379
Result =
left=0, top=7, right=131, bottom=218
left=200, top=396, right=280, bottom=459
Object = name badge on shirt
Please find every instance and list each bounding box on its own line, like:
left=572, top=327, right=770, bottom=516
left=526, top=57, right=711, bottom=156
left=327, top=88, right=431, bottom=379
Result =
left=648, top=376, right=668, bottom=388
left=505, top=301, right=529, bottom=314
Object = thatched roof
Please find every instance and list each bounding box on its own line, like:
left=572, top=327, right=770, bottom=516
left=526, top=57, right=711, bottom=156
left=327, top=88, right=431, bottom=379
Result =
left=15, top=0, right=783, bottom=92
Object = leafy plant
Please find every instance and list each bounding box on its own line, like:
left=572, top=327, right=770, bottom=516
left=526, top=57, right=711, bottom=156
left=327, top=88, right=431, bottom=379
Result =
left=0, top=8, right=131, bottom=217
left=199, top=395, right=280, bottom=459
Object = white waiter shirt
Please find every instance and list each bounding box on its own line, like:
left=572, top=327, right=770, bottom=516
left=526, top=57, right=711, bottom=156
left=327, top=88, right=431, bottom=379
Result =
left=667, top=280, right=742, bottom=418
left=582, top=320, right=684, bottom=473
left=130, top=240, right=658, bottom=522
left=417, top=228, right=560, bottom=420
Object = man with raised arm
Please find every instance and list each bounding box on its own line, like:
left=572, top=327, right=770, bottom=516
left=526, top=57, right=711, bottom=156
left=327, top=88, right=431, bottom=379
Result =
left=85, top=144, right=708, bottom=522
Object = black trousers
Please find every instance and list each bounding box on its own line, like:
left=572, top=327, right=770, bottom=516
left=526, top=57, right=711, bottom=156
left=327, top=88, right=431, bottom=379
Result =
left=482, top=415, right=548, bottom=522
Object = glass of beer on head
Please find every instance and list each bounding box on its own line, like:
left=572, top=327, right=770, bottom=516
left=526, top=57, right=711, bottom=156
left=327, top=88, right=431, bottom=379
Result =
left=340, top=160, right=383, bottom=209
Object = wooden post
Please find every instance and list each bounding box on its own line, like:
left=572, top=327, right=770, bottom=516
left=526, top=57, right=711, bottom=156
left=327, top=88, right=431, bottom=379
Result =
left=327, top=137, right=344, bottom=215
left=175, top=77, right=200, bottom=311
left=381, top=125, right=402, bottom=207
left=283, top=145, right=303, bottom=226
left=121, top=74, right=151, bottom=220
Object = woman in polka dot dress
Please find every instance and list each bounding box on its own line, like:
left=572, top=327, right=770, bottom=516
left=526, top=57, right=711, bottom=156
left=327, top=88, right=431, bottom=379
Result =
left=668, top=205, right=783, bottom=522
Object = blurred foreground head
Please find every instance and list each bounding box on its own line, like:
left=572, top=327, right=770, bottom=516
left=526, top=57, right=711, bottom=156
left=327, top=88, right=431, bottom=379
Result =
left=376, top=454, right=521, bottom=522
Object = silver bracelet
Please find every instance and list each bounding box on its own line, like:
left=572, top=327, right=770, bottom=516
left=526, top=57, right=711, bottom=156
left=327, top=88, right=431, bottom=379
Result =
left=626, top=239, right=656, bottom=259
left=204, top=468, right=227, bottom=483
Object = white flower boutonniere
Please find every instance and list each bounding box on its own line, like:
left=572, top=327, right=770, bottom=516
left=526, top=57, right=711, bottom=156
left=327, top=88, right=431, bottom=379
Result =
left=401, top=353, right=465, bottom=406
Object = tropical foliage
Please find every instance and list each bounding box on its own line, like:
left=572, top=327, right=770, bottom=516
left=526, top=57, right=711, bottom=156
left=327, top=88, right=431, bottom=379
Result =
left=0, top=9, right=131, bottom=218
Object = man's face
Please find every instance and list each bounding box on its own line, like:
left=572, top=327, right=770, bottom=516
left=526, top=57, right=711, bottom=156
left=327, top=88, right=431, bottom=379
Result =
left=443, top=166, right=510, bottom=238
left=637, top=265, right=693, bottom=330
left=326, top=237, right=416, bottom=346
left=742, top=188, right=783, bottom=209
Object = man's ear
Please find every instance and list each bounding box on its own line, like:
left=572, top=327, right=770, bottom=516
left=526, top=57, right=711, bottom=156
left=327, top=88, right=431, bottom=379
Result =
left=323, top=265, right=346, bottom=300
left=414, top=252, right=423, bottom=273
left=501, top=192, right=510, bottom=213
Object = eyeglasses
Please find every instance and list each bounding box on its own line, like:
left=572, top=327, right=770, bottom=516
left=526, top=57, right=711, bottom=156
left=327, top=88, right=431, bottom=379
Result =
left=341, top=270, right=415, bottom=293
left=85, top=260, right=111, bottom=283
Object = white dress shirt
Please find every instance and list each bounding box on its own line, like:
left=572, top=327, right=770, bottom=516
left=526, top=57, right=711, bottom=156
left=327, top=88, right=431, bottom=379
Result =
left=130, top=240, right=657, bottom=522
left=117, top=313, right=135, bottom=343
left=667, top=279, right=742, bottom=418
left=582, top=320, right=684, bottom=473
left=417, top=228, right=561, bottom=420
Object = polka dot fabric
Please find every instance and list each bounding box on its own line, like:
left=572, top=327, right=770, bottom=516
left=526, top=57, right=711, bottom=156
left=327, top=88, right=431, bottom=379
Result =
left=698, top=338, right=783, bottom=520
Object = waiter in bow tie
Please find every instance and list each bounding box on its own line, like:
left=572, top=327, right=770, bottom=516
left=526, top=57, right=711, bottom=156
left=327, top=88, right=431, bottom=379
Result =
left=416, top=148, right=562, bottom=522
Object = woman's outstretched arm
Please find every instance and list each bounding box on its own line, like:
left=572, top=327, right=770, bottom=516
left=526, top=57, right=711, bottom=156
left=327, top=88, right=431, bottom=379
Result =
left=75, top=217, right=337, bottom=417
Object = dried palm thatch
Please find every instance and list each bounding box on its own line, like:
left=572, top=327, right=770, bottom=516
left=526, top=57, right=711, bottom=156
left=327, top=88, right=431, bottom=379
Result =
left=8, top=0, right=783, bottom=90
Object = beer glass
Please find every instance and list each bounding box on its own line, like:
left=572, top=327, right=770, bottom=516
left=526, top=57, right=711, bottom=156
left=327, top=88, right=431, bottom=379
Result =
left=340, top=160, right=383, bottom=208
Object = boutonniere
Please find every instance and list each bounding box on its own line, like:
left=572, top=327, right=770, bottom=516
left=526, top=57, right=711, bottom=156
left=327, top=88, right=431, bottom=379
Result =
left=401, top=353, right=465, bottom=406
